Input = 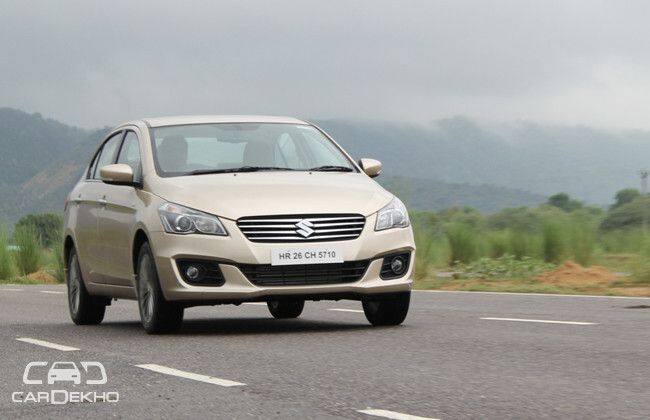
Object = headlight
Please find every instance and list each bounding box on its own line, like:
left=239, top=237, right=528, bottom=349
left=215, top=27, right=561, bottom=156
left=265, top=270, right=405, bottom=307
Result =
left=158, top=203, right=228, bottom=236
left=375, top=197, right=410, bottom=231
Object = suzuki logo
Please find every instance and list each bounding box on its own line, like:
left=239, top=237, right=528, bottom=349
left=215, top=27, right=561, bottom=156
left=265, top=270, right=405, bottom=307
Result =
left=295, top=220, right=315, bottom=238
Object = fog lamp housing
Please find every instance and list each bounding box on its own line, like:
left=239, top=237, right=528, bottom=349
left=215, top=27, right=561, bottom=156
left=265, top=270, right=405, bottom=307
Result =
left=380, top=252, right=411, bottom=280
left=177, top=259, right=225, bottom=286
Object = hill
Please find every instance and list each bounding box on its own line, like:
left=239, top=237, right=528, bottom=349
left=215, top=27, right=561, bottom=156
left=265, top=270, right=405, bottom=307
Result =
left=316, top=117, right=650, bottom=204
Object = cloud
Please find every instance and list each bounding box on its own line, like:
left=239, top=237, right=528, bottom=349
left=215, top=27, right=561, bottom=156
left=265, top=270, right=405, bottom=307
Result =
left=2, top=0, right=650, bottom=129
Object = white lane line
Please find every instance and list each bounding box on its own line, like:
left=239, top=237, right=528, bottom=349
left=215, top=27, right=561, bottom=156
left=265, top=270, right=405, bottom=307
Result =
left=135, top=364, right=245, bottom=387
left=242, top=302, right=267, bottom=306
left=16, top=337, right=80, bottom=351
left=416, top=289, right=650, bottom=300
left=40, top=291, right=64, bottom=294
left=358, top=408, right=439, bottom=420
left=480, top=317, right=597, bottom=325
left=0, top=288, right=22, bottom=292
left=329, top=308, right=364, bottom=313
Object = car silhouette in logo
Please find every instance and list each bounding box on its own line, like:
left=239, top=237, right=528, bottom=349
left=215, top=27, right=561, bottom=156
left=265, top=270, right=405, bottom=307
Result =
left=47, top=362, right=81, bottom=385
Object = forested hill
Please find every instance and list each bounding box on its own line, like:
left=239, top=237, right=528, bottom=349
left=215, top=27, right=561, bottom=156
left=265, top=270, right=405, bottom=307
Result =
left=316, top=117, right=649, bottom=205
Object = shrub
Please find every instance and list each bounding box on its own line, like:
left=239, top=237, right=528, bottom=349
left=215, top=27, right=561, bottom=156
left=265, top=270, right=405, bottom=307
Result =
left=601, top=196, right=650, bottom=231
left=507, top=229, right=540, bottom=260
left=455, top=255, right=555, bottom=279
left=568, top=214, right=596, bottom=266
left=541, top=220, right=564, bottom=263
left=15, top=213, right=63, bottom=247
left=446, top=222, right=480, bottom=264
left=486, top=230, right=509, bottom=258
left=632, top=235, right=650, bottom=284
left=14, top=225, right=42, bottom=275
left=0, top=226, right=14, bottom=280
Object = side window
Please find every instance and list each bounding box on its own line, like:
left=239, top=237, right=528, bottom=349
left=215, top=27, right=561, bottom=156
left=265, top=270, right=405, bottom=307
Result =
left=93, top=132, right=123, bottom=179
left=87, top=153, right=99, bottom=179
left=117, top=131, right=142, bottom=180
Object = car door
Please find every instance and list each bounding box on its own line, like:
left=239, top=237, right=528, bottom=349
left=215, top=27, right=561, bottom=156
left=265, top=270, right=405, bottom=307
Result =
left=97, top=129, right=144, bottom=286
left=73, top=131, right=124, bottom=285
left=89, top=131, right=125, bottom=283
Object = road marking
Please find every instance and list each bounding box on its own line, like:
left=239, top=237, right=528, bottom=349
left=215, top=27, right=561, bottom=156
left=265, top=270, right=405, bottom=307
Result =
left=357, top=408, right=439, bottom=420
left=40, top=291, right=64, bottom=294
left=329, top=308, right=364, bottom=313
left=0, top=288, right=22, bottom=291
left=16, top=337, right=79, bottom=351
left=480, top=317, right=597, bottom=325
left=416, top=289, right=650, bottom=300
left=242, top=302, right=267, bottom=306
left=135, top=364, right=245, bottom=387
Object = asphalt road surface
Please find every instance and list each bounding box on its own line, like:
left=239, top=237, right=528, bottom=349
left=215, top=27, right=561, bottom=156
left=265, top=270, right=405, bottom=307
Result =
left=1, top=285, right=648, bottom=419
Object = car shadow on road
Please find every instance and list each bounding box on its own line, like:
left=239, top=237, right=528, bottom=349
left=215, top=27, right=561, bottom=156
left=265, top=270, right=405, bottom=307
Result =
left=99, top=318, right=374, bottom=336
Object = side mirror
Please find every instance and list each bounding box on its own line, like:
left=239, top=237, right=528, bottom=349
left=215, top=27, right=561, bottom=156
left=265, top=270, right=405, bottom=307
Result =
left=358, top=158, right=382, bottom=178
left=100, top=164, right=137, bottom=186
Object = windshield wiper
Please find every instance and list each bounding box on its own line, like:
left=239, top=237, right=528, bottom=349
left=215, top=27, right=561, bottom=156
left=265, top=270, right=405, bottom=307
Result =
left=189, top=166, right=297, bottom=175
left=308, top=165, right=354, bottom=172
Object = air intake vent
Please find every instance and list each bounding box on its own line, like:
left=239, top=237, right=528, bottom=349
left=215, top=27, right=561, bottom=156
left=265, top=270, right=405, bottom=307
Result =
left=238, top=260, right=369, bottom=286
left=237, top=214, right=365, bottom=243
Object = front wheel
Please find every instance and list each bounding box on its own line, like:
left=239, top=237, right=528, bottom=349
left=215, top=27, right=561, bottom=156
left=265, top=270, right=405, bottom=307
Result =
left=67, top=249, right=106, bottom=325
left=136, top=243, right=184, bottom=334
left=267, top=299, right=305, bottom=319
left=362, top=292, right=410, bottom=326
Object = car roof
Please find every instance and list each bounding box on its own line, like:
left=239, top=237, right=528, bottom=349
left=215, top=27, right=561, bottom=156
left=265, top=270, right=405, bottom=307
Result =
left=137, top=115, right=309, bottom=128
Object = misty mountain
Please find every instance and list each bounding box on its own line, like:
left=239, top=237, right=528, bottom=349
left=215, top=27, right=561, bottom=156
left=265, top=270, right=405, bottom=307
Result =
left=316, top=117, right=649, bottom=204
left=3, top=107, right=645, bottom=225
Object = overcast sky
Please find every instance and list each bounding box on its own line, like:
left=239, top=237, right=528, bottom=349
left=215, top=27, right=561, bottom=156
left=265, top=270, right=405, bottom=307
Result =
left=2, top=0, right=650, bottom=129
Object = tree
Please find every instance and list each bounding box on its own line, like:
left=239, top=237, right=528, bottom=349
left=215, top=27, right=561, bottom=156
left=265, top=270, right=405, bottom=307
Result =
left=548, top=193, right=582, bottom=212
left=612, top=188, right=640, bottom=209
left=15, top=213, right=63, bottom=247
left=600, top=196, right=650, bottom=231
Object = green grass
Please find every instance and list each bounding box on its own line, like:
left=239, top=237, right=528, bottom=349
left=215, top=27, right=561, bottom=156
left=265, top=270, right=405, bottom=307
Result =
left=0, top=226, right=14, bottom=280
left=445, top=222, right=480, bottom=264
left=13, top=225, right=42, bottom=275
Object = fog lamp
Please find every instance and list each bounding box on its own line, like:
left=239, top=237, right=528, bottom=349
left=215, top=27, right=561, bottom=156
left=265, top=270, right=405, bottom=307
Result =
left=390, top=256, right=406, bottom=275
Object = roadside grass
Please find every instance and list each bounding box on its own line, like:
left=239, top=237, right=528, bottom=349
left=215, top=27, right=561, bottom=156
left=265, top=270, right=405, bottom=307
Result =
left=0, top=226, right=14, bottom=280
left=414, top=273, right=650, bottom=297
left=13, top=225, right=41, bottom=275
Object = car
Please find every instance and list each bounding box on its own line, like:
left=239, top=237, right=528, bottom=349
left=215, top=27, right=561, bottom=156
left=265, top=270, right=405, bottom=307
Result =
left=63, top=115, right=415, bottom=334
left=47, top=362, right=81, bottom=385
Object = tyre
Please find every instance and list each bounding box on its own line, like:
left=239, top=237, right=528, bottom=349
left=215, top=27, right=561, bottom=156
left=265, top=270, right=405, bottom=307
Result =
left=136, top=242, right=184, bottom=334
left=362, top=292, right=410, bottom=326
left=267, top=299, right=305, bottom=319
left=67, top=248, right=106, bottom=325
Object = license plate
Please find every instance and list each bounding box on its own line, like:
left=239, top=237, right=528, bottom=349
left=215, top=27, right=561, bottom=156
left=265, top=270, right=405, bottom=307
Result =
left=271, top=247, right=343, bottom=266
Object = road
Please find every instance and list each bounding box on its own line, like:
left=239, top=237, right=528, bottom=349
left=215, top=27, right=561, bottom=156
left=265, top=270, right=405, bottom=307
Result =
left=0, top=285, right=648, bottom=419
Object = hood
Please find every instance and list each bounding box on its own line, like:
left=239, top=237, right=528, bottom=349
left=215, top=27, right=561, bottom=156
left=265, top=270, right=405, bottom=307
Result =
left=150, top=172, right=393, bottom=220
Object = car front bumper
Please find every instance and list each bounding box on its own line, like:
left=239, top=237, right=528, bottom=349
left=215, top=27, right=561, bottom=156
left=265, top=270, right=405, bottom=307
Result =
left=149, top=215, right=415, bottom=302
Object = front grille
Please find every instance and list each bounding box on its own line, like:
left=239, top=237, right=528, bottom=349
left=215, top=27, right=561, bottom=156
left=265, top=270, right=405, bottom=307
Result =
left=238, top=260, right=369, bottom=286
left=237, top=214, right=366, bottom=243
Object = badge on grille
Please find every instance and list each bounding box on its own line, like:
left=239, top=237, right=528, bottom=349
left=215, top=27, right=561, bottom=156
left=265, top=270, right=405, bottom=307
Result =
left=295, top=220, right=315, bottom=237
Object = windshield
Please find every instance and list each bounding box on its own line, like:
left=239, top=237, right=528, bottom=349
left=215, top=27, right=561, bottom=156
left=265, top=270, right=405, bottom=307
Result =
left=150, top=123, right=357, bottom=177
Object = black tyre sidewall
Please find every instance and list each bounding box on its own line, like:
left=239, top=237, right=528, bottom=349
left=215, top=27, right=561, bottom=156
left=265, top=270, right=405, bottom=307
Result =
left=66, top=248, right=106, bottom=325
left=267, top=299, right=305, bottom=319
left=362, top=292, right=410, bottom=326
left=136, top=243, right=183, bottom=334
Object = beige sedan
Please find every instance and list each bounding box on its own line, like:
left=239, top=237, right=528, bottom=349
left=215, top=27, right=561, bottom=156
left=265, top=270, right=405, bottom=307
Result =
left=63, top=115, right=414, bottom=333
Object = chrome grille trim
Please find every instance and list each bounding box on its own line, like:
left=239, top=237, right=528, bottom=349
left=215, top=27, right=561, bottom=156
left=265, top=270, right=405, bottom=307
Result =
left=237, top=214, right=366, bottom=243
